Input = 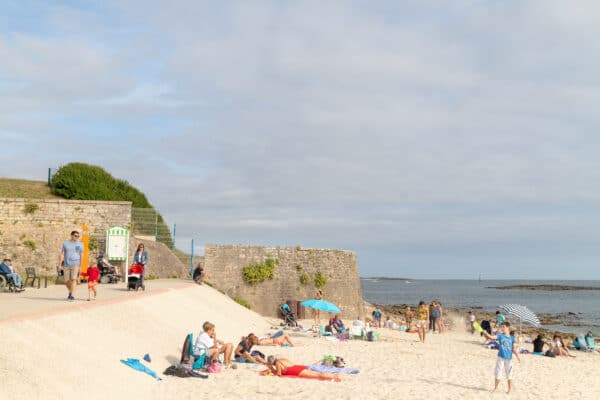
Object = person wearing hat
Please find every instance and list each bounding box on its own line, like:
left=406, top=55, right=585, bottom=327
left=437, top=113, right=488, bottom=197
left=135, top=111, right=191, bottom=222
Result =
left=0, top=257, right=24, bottom=291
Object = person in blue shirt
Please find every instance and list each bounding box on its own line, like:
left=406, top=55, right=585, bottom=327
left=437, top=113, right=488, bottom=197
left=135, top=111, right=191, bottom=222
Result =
left=483, top=322, right=521, bottom=394
left=58, top=231, right=83, bottom=301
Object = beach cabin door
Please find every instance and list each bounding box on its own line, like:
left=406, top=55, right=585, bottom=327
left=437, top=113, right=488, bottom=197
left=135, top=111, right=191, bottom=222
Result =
left=106, top=226, right=130, bottom=286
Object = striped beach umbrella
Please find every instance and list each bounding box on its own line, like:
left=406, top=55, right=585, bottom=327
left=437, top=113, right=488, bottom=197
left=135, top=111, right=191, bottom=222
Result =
left=499, top=304, right=541, bottom=329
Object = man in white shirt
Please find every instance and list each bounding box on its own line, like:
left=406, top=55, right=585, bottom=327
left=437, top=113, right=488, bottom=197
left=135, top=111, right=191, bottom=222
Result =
left=194, top=321, right=233, bottom=367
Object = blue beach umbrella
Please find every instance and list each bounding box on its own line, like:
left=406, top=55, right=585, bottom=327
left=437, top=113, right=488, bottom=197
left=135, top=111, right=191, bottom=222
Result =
left=300, top=299, right=341, bottom=314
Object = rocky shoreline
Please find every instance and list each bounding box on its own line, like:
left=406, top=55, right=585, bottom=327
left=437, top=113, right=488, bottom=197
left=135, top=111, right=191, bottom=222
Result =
left=486, top=284, right=600, bottom=291
left=371, top=303, right=595, bottom=342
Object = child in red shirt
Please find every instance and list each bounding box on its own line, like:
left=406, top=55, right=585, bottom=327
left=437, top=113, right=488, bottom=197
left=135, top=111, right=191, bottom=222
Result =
left=83, top=262, right=100, bottom=301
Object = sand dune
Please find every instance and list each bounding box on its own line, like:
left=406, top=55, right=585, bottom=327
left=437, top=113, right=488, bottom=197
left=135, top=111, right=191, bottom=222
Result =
left=1, top=280, right=599, bottom=400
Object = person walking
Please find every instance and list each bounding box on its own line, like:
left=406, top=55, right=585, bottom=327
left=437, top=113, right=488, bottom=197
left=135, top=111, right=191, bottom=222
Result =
left=82, top=260, right=100, bottom=301
left=58, top=230, right=84, bottom=301
left=132, top=244, right=148, bottom=266
left=429, top=301, right=437, bottom=334
left=416, top=301, right=429, bottom=343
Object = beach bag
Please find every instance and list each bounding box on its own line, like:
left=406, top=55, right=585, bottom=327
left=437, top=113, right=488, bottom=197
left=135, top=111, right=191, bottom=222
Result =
left=251, top=350, right=265, bottom=359
left=367, top=331, right=375, bottom=342
left=207, top=361, right=221, bottom=373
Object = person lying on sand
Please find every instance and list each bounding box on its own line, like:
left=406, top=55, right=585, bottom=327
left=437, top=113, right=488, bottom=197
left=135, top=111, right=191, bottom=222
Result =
left=266, top=356, right=339, bottom=381
left=258, top=333, right=297, bottom=346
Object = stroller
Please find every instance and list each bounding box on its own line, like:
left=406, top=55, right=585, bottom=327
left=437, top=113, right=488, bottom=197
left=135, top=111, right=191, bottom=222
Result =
left=279, top=303, right=298, bottom=327
left=127, top=263, right=145, bottom=291
left=97, top=256, right=120, bottom=284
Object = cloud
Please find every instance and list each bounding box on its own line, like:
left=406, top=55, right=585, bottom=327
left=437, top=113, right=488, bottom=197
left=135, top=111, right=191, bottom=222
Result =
left=2, top=1, right=600, bottom=277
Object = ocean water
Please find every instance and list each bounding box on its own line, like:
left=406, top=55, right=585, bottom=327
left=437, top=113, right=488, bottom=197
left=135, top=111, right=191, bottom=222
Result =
left=361, top=279, right=600, bottom=333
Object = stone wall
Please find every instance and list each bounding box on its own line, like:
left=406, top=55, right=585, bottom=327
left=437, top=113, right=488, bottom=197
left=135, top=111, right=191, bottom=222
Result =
left=204, top=244, right=365, bottom=320
left=0, top=198, right=188, bottom=279
left=0, top=198, right=130, bottom=275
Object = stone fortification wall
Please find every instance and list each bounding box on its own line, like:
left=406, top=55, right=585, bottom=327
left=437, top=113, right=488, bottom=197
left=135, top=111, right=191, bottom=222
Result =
left=0, top=198, right=188, bottom=279
left=0, top=198, right=130, bottom=275
left=131, top=237, right=188, bottom=279
left=204, top=244, right=365, bottom=320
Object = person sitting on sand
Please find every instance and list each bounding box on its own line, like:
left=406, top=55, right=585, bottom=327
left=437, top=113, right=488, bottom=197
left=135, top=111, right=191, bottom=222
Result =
left=532, top=334, right=547, bottom=355
left=266, top=356, right=339, bottom=381
left=550, top=335, right=575, bottom=357
left=234, top=334, right=267, bottom=364
left=584, top=331, right=600, bottom=353
left=194, top=321, right=234, bottom=366
left=331, top=315, right=346, bottom=334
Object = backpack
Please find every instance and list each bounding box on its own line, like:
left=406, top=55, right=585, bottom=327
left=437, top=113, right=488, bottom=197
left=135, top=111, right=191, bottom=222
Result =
left=207, top=361, right=221, bottom=373
left=163, top=365, right=208, bottom=379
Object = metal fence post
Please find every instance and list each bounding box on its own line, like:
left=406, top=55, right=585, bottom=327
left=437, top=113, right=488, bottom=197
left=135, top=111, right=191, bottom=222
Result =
left=154, top=212, right=158, bottom=241
left=172, top=223, right=176, bottom=250
left=47, top=168, right=52, bottom=186
left=190, top=239, right=195, bottom=277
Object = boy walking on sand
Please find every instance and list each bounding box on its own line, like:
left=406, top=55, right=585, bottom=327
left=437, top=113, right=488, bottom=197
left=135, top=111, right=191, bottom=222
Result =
left=482, top=321, right=520, bottom=394
left=83, top=261, right=100, bottom=301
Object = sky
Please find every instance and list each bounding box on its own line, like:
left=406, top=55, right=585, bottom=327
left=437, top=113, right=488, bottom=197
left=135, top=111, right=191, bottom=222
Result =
left=2, top=1, right=600, bottom=279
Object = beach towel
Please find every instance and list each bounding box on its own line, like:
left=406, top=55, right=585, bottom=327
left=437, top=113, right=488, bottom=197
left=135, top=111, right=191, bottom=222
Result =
left=120, top=358, right=161, bottom=381
left=472, top=321, right=484, bottom=334
left=271, top=330, right=284, bottom=339
left=259, top=369, right=341, bottom=382
left=308, top=365, right=360, bottom=374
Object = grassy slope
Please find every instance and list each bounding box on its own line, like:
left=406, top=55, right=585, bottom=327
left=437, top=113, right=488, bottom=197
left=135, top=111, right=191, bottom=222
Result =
left=0, top=178, right=61, bottom=199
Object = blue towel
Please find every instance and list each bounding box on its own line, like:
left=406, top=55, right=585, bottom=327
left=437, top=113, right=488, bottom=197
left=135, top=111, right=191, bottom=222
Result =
left=271, top=330, right=284, bottom=339
left=120, top=358, right=162, bottom=381
left=308, top=365, right=360, bottom=374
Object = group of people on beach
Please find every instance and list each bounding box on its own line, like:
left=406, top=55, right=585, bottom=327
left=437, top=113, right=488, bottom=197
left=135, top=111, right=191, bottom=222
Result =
left=56, top=230, right=148, bottom=301
left=192, top=320, right=338, bottom=381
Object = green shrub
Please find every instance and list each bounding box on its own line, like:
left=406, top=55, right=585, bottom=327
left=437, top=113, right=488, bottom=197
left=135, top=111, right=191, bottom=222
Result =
left=233, top=296, right=252, bottom=309
left=299, top=273, right=310, bottom=285
left=314, top=271, right=328, bottom=288
left=51, top=162, right=173, bottom=248
left=241, top=258, right=279, bottom=284
left=23, top=203, right=39, bottom=214
left=88, top=237, right=99, bottom=251
left=23, top=239, right=36, bottom=251
left=295, top=264, right=303, bottom=272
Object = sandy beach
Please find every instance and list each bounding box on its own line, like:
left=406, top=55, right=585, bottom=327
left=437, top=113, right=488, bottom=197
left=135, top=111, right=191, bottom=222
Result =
left=1, top=280, right=599, bottom=400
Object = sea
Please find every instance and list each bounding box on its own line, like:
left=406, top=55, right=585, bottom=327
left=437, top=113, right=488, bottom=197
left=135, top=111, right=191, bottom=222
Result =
left=361, top=279, right=600, bottom=334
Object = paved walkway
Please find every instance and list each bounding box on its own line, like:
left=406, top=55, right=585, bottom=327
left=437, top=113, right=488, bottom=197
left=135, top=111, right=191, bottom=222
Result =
left=0, top=279, right=195, bottom=323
